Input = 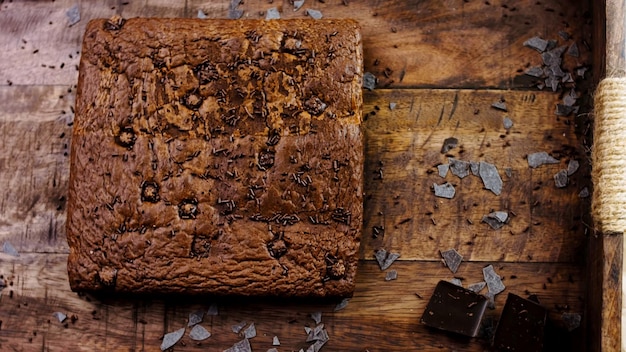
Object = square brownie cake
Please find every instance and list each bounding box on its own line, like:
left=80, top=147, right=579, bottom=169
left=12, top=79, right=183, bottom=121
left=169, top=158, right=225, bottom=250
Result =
left=67, top=18, right=364, bottom=296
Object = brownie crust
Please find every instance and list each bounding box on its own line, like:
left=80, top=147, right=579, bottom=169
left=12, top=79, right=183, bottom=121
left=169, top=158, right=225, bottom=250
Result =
left=67, top=18, right=364, bottom=296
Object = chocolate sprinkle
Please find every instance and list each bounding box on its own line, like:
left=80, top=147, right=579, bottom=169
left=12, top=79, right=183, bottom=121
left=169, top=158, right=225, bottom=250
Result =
left=433, top=182, right=455, bottom=199
left=527, top=152, right=559, bottom=168
left=440, top=248, right=463, bottom=273
left=160, top=327, right=185, bottom=351
left=483, top=264, right=506, bottom=295
left=440, top=137, right=458, bottom=154
left=189, top=325, right=211, bottom=341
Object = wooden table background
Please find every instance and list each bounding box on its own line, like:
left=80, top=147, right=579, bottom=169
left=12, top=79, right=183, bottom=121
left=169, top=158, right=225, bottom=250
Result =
left=0, top=0, right=597, bottom=351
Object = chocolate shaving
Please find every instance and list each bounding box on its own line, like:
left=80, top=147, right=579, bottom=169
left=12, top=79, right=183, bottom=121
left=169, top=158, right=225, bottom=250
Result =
left=527, top=152, right=559, bottom=168
left=483, top=265, right=506, bottom=295
left=2, top=241, right=19, bottom=257
left=224, top=339, right=252, bottom=352
left=482, top=211, right=508, bottom=230
left=334, top=298, right=350, bottom=311
left=189, top=325, right=211, bottom=341
left=160, top=327, right=185, bottom=351
left=437, top=164, right=449, bottom=178
left=188, top=310, right=204, bottom=327
left=448, top=158, right=470, bottom=178
left=374, top=249, right=400, bottom=270
left=385, top=270, right=398, bottom=281
left=433, top=182, right=455, bottom=199
left=479, top=161, right=503, bottom=196
left=306, top=9, right=323, bottom=20
left=441, top=137, right=458, bottom=154
left=440, top=249, right=463, bottom=273
left=363, top=72, right=377, bottom=90
left=554, top=169, right=568, bottom=188
left=66, top=5, right=80, bottom=27
left=265, top=7, right=281, bottom=20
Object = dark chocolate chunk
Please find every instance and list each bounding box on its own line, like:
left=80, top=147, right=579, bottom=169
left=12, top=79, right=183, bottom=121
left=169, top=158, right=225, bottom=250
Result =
left=441, top=137, right=458, bottom=154
left=567, top=42, right=579, bottom=57
left=467, top=281, right=486, bottom=293
left=578, top=187, right=589, bottom=198
left=293, top=0, right=305, bottom=11
left=493, top=293, right=547, bottom=352
left=555, top=104, right=576, bottom=116
left=272, top=335, right=281, bottom=345
left=207, top=303, right=219, bottom=316
left=440, top=249, right=463, bottom=273
left=160, top=327, right=185, bottom=351
left=310, top=311, right=322, bottom=324
left=420, top=280, right=488, bottom=337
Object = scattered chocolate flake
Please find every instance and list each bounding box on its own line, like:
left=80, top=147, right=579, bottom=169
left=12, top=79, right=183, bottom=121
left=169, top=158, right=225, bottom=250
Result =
left=66, top=5, right=80, bottom=27
left=504, top=167, right=512, bottom=178
left=289, top=0, right=304, bottom=11
left=334, top=298, right=350, bottom=311
left=104, top=15, right=125, bottom=31
left=189, top=325, right=211, bottom=341
left=470, top=161, right=480, bottom=176
left=385, top=270, right=398, bottom=281
left=558, top=31, right=571, bottom=40
left=306, top=324, right=329, bottom=344
left=567, top=42, right=579, bottom=57
left=450, top=278, right=463, bottom=287
left=307, top=339, right=328, bottom=352
left=482, top=211, right=508, bottom=230
left=542, top=46, right=566, bottom=67
left=440, top=249, right=463, bottom=273
left=491, top=100, right=507, bottom=112
left=525, top=66, right=544, bottom=77
left=561, top=312, right=581, bottom=331
left=243, top=322, right=257, bottom=339
left=304, top=96, right=327, bottom=116
left=306, top=9, right=323, bottom=19
left=188, top=310, right=204, bottom=327
left=503, top=117, right=513, bottom=130
left=374, top=249, right=400, bottom=270
left=389, top=102, right=397, bottom=110
left=268, top=349, right=279, bottom=352
left=197, top=9, right=208, bottom=19
left=523, top=36, right=549, bottom=52
left=2, top=242, right=19, bottom=257
left=479, top=161, right=503, bottom=195
left=224, top=339, right=252, bottom=352
left=433, top=182, right=455, bottom=199
left=228, top=0, right=244, bottom=19
left=440, top=137, right=458, bottom=154
left=527, top=152, right=559, bottom=168
left=554, top=169, right=568, bottom=188
left=272, top=336, right=281, bottom=345
left=207, top=304, right=218, bottom=316
left=232, top=321, right=248, bottom=334
left=52, top=312, right=67, bottom=323
left=486, top=292, right=496, bottom=309
left=576, top=66, right=588, bottom=78
left=578, top=187, right=589, bottom=198
left=483, top=265, right=506, bottom=295
left=563, top=89, right=578, bottom=106
left=437, top=164, right=449, bottom=178
left=265, top=7, right=281, bottom=20
left=467, top=281, right=486, bottom=293
left=448, top=158, right=470, bottom=178
left=363, top=72, right=377, bottom=90
left=555, top=104, right=576, bottom=116
left=160, top=327, right=185, bottom=351
left=310, top=311, right=322, bottom=324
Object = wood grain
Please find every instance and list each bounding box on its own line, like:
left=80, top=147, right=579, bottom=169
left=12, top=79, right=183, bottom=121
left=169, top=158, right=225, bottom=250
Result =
left=0, top=0, right=592, bottom=88
left=0, top=253, right=584, bottom=352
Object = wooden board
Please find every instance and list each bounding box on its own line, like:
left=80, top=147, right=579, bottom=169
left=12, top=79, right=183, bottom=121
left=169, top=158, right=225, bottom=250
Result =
left=0, top=0, right=596, bottom=350
left=0, top=0, right=592, bottom=88
left=0, top=253, right=583, bottom=352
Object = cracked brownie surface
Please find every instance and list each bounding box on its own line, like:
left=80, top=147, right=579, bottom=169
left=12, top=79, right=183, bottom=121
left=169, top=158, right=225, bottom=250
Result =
left=67, top=18, right=364, bottom=296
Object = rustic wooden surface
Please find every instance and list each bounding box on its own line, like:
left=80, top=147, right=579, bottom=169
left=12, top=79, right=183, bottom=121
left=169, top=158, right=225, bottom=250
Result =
left=0, top=0, right=596, bottom=351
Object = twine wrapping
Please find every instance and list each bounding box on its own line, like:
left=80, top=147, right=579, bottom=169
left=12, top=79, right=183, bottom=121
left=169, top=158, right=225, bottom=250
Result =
left=592, top=77, right=626, bottom=234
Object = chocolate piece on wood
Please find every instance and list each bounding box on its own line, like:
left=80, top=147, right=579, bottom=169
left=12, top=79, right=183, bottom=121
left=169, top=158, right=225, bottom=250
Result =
left=420, top=280, right=488, bottom=337
left=493, top=293, right=547, bottom=352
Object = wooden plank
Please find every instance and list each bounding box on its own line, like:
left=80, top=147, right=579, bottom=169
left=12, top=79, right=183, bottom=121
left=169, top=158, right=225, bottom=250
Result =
left=0, top=0, right=592, bottom=88
left=361, top=89, right=589, bottom=262
left=0, top=253, right=584, bottom=351
left=0, top=87, right=589, bottom=263
left=0, top=86, right=74, bottom=254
